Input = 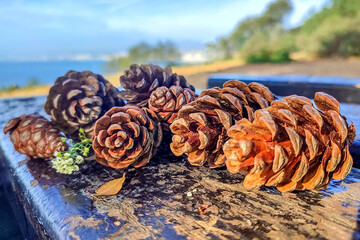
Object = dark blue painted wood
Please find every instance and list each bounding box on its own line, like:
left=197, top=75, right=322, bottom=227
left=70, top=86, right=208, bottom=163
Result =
left=0, top=96, right=359, bottom=240
left=208, top=74, right=360, bottom=103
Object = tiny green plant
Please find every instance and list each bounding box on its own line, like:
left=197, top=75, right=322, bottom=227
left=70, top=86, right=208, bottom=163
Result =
left=51, top=128, right=92, bottom=174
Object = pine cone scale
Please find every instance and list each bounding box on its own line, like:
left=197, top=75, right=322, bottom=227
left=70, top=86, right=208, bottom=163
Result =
left=301, top=161, right=324, bottom=190
left=290, top=154, right=308, bottom=182
left=248, top=82, right=275, bottom=103
left=333, top=145, right=353, bottom=180
left=314, top=92, right=340, bottom=113
left=326, top=141, right=340, bottom=171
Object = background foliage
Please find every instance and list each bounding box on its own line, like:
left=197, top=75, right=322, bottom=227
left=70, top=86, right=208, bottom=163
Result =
left=105, top=40, right=181, bottom=72
left=207, top=0, right=360, bottom=63
left=106, top=0, right=360, bottom=69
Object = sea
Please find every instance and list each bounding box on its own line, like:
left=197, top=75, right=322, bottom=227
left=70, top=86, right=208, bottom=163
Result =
left=0, top=60, right=109, bottom=88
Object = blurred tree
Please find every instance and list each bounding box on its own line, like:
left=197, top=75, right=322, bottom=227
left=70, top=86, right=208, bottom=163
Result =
left=105, top=40, right=181, bottom=73
left=152, top=40, right=181, bottom=62
left=117, top=57, right=133, bottom=70
left=236, top=0, right=293, bottom=63
left=103, top=56, right=132, bottom=73
left=128, top=42, right=152, bottom=63
left=207, top=0, right=293, bottom=62
left=128, top=41, right=180, bottom=63
left=0, top=78, right=39, bottom=92
left=297, top=0, right=360, bottom=57
left=208, top=0, right=360, bottom=62
left=332, top=0, right=360, bottom=17
left=322, top=31, right=360, bottom=57
left=7, top=84, right=19, bottom=91
left=25, top=78, right=40, bottom=88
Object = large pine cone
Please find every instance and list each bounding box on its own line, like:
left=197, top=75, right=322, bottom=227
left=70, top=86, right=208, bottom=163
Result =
left=223, top=92, right=356, bottom=192
left=119, top=64, right=195, bottom=106
left=3, top=113, right=68, bottom=158
left=149, top=86, right=196, bottom=130
left=92, top=106, right=163, bottom=168
left=44, top=70, right=124, bottom=139
left=170, top=80, right=275, bottom=168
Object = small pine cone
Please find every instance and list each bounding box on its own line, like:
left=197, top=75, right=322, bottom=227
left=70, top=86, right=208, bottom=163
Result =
left=148, top=86, right=196, bottom=129
left=3, top=113, right=68, bottom=158
left=170, top=80, right=275, bottom=168
left=44, top=70, right=124, bottom=139
left=92, top=106, right=163, bottom=168
left=164, top=70, right=194, bottom=91
left=119, top=64, right=195, bottom=107
left=223, top=92, right=356, bottom=192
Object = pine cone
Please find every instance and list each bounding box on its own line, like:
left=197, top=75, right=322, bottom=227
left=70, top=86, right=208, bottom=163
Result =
left=223, top=92, right=356, bottom=192
left=92, top=106, right=163, bottom=168
left=170, top=80, right=275, bottom=168
left=119, top=64, right=195, bottom=106
left=148, top=86, right=196, bottom=130
left=44, top=70, right=124, bottom=139
left=3, top=113, right=68, bottom=158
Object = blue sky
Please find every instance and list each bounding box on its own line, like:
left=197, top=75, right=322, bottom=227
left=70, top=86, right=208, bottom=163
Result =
left=0, top=0, right=328, bottom=62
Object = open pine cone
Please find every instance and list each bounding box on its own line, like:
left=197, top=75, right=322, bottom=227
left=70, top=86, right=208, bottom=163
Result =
left=149, top=86, right=196, bottom=130
left=223, top=92, right=356, bottom=192
left=119, top=64, right=195, bottom=107
left=44, top=70, right=124, bottom=139
left=92, top=106, right=162, bottom=169
left=170, top=80, right=275, bottom=168
left=3, top=113, right=68, bottom=158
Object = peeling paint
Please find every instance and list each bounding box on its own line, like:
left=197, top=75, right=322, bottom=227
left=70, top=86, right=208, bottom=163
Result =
left=63, top=215, right=104, bottom=230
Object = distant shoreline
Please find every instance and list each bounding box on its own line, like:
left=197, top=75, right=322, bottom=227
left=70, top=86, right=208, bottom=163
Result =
left=0, top=59, right=243, bottom=99
left=0, top=60, right=107, bottom=89
left=1, top=58, right=359, bottom=99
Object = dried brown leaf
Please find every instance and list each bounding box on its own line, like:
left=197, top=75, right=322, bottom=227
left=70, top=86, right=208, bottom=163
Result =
left=93, top=173, right=126, bottom=196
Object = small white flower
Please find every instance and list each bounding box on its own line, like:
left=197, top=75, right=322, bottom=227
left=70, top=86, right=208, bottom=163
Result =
left=64, top=153, right=71, bottom=159
left=64, top=159, right=73, bottom=165
left=51, top=159, right=61, bottom=167
left=75, top=155, right=84, bottom=164
left=59, top=163, right=67, bottom=170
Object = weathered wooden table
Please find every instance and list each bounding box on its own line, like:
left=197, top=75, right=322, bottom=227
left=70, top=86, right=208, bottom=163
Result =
left=0, top=95, right=359, bottom=240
